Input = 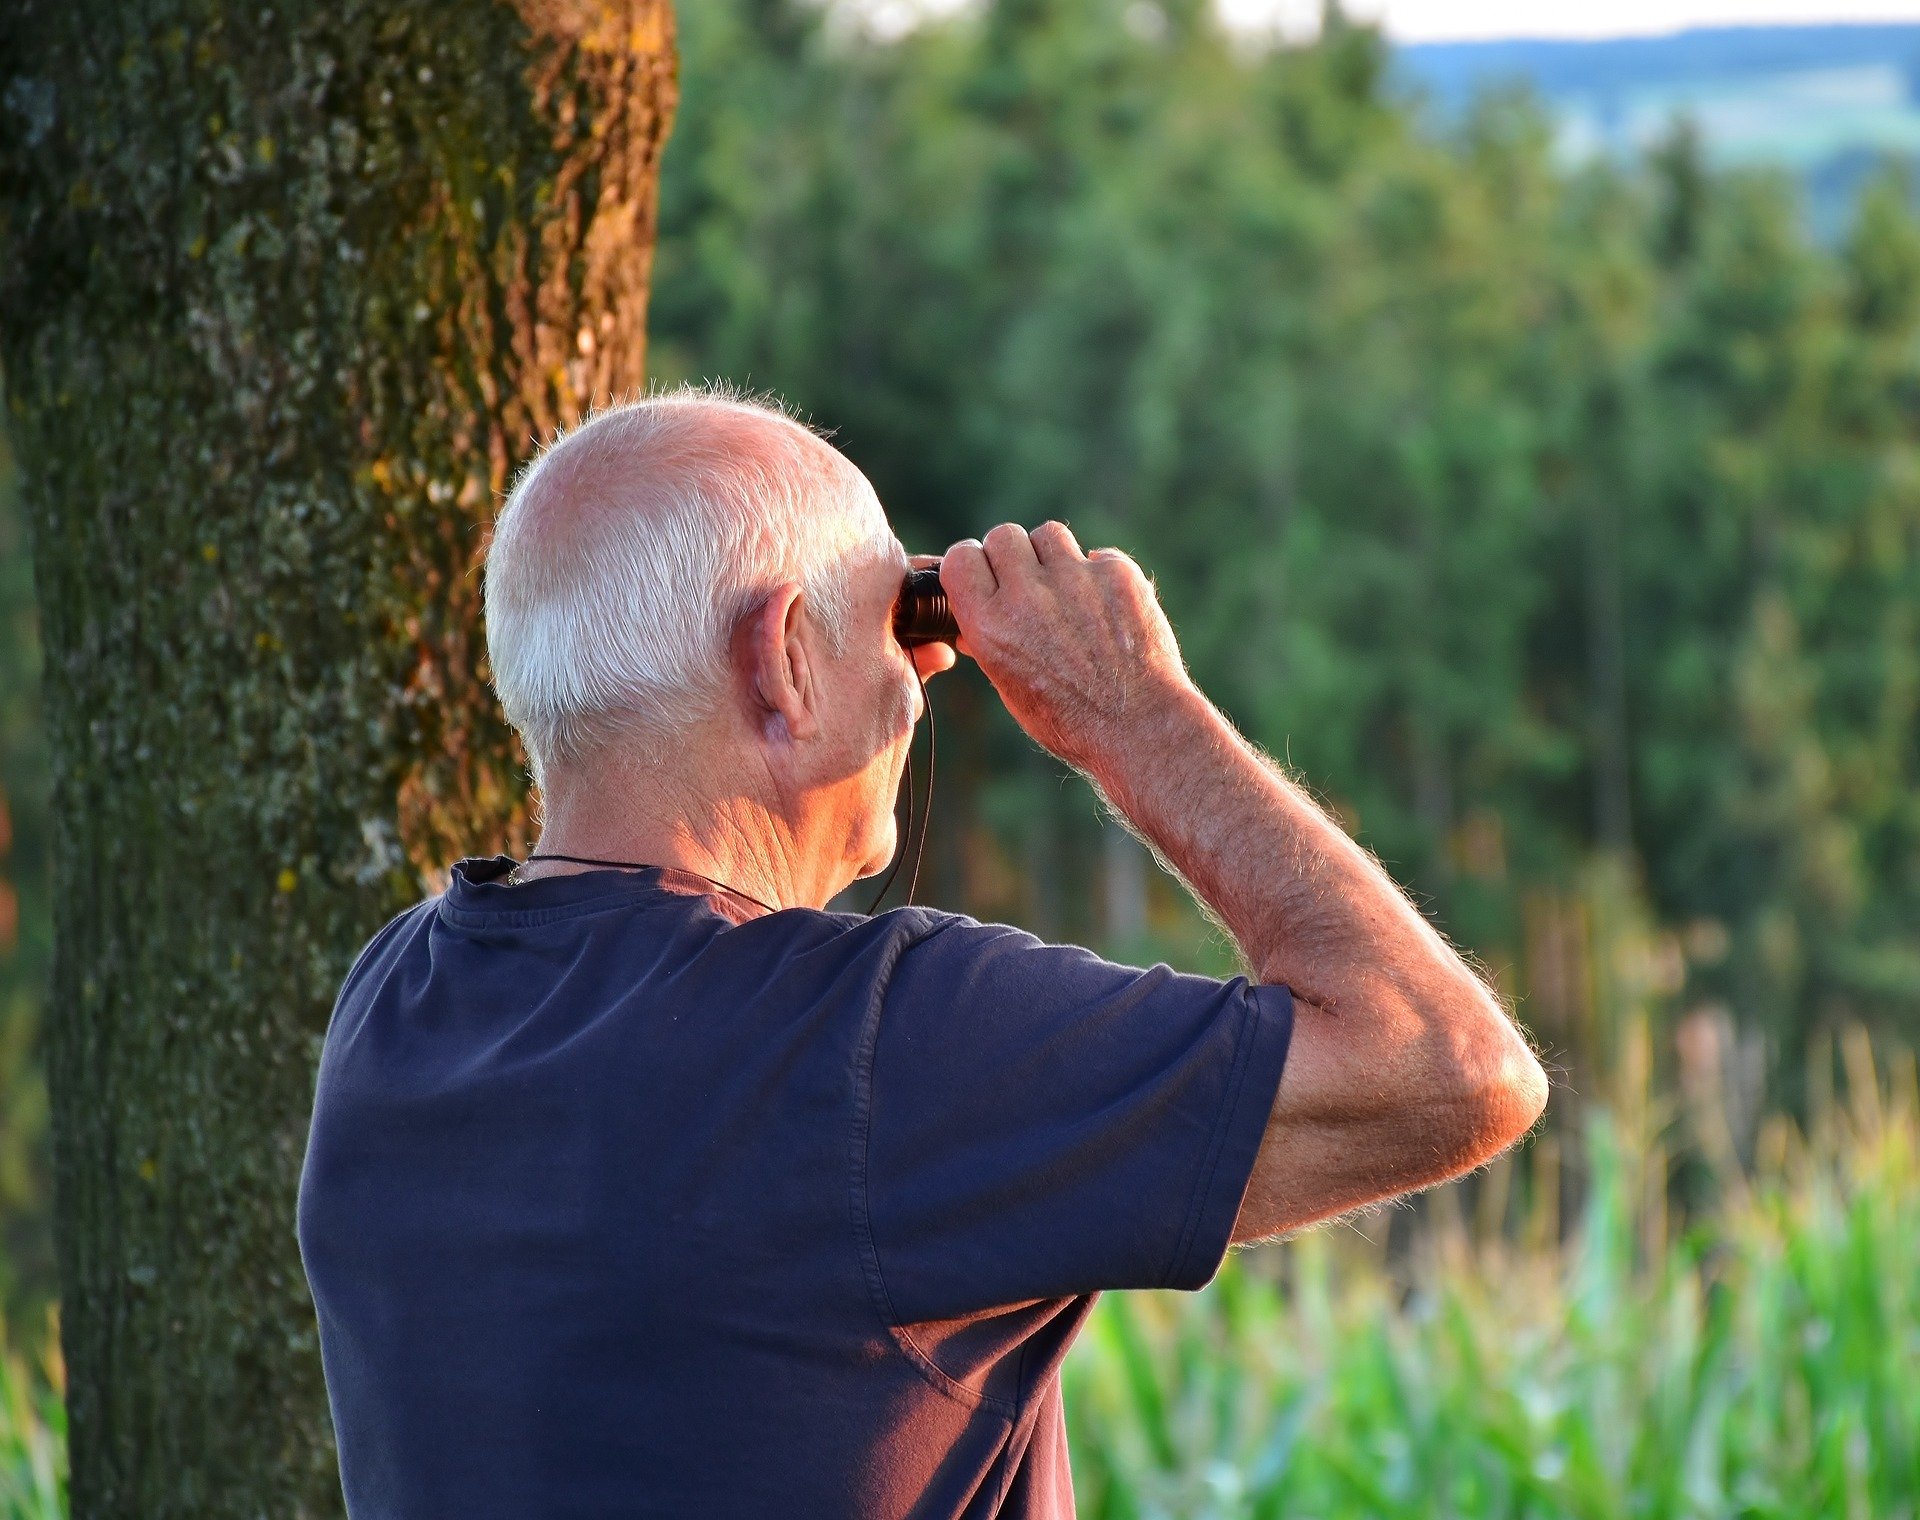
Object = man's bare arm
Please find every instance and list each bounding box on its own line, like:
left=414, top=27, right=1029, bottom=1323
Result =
left=940, top=521, right=1548, bottom=1244
left=1085, top=678, right=1548, bottom=1240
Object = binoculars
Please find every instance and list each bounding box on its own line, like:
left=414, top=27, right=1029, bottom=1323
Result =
left=894, top=565, right=959, bottom=646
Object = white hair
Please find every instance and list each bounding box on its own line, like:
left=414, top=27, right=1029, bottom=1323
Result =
left=483, top=386, right=897, bottom=788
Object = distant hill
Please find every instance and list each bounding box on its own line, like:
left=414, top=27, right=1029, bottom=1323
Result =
left=1394, top=23, right=1920, bottom=232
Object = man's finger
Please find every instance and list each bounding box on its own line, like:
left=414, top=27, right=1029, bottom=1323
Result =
left=1031, top=519, right=1084, bottom=565
left=940, top=538, right=997, bottom=608
left=981, top=522, right=1040, bottom=583
left=911, top=640, right=959, bottom=681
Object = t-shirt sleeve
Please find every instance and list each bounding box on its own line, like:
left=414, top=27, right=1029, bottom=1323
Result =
left=858, top=912, right=1295, bottom=1325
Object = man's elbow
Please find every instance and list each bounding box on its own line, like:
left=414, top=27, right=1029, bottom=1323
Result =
left=1430, top=989, right=1549, bottom=1171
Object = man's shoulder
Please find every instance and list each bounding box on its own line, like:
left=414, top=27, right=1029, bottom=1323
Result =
left=338, top=895, right=439, bottom=997
left=773, top=903, right=1110, bottom=997
left=749, top=900, right=975, bottom=962
left=734, top=901, right=1077, bottom=996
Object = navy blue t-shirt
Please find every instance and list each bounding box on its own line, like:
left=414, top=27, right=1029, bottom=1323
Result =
left=297, top=855, right=1294, bottom=1519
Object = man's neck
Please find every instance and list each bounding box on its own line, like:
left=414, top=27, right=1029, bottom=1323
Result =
left=527, top=780, right=832, bottom=912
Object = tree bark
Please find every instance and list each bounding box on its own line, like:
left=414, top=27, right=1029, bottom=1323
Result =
left=0, top=1, right=675, bottom=1511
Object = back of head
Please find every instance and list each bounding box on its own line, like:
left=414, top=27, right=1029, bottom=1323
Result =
left=483, top=387, right=895, bottom=789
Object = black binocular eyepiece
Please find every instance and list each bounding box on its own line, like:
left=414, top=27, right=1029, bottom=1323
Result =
left=895, top=564, right=959, bottom=646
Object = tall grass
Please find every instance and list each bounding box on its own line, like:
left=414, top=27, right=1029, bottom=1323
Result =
left=1066, top=1025, right=1920, bottom=1519
left=0, top=1309, right=61, bottom=1520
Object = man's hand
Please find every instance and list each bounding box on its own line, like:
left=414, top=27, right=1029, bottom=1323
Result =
left=939, top=523, right=1192, bottom=772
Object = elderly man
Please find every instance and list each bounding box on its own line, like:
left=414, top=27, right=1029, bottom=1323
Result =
left=297, top=388, right=1547, bottom=1518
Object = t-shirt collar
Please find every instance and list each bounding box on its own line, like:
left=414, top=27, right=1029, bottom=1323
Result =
left=442, top=854, right=768, bottom=925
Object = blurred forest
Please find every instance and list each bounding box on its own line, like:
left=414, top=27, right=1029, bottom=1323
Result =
left=0, top=418, right=51, bottom=1325
left=648, top=2, right=1920, bottom=1080
left=2, top=0, right=1919, bottom=1336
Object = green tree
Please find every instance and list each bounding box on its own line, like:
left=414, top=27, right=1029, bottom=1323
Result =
left=650, top=0, right=1920, bottom=1091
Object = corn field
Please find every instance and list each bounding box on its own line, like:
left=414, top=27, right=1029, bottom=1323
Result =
left=2, top=1029, right=1915, bottom=1520
left=0, top=1308, right=59, bottom=1520
left=1067, top=1026, right=1920, bottom=1519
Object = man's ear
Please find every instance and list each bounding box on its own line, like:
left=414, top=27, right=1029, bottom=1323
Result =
left=734, top=581, right=820, bottom=743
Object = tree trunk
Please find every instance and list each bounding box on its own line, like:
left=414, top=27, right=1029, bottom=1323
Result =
left=0, top=2, right=676, bottom=1511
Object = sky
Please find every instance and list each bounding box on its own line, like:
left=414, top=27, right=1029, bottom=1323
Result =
left=1230, top=0, right=1920, bottom=43
left=855, top=0, right=1920, bottom=44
